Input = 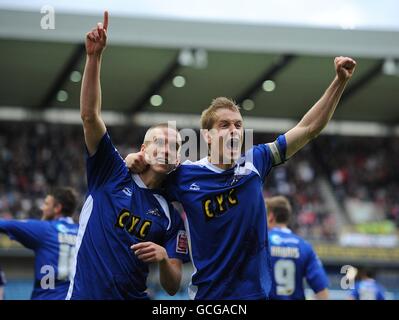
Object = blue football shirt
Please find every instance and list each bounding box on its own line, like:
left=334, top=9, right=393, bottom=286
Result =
left=269, top=227, right=329, bottom=300
left=0, top=217, right=78, bottom=299
left=349, top=279, right=385, bottom=300
left=67, top=132, right=189, bottom=300
left=166, top=135, right=287, bottom=300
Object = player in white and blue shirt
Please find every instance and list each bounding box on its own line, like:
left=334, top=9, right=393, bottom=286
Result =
left=67, top=12, right=189, bottom=300
left=0, top=188, right=79, bottom=300
left=127, top=56, right=357, bottom=299
left=349, top=268, right=385, bottom=300
left=265, top=196, right=329, bottom=300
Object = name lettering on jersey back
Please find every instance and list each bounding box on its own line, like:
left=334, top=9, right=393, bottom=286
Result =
left=115, top=209, right=152, bottom=240
left=271, top=246, right=300, bottom=259
left=58, top=233, right=77, bottom=246
left=202, top=188, right=238, bottom=221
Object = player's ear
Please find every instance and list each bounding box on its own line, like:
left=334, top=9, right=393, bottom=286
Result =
left=201, top=129, right=212, bottom=145
left=268, top=211, right=275, bottom=225
left=54, top=202, right=63, bottom=215
left=140, top=144, right=146, bottom=152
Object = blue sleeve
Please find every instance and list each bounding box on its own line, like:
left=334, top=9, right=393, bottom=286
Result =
left=249, top=134, right=287, bottom=181
left=304, top=243, right=329, bottom=294
left=0, top=219, right=47, bottom=250
left=349, top=285, right=359, bottom=300
left=86, top=132, right=128, bottom=190
left=163, top=207, right=190, bottom=263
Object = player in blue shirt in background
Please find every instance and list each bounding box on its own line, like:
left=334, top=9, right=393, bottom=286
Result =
left=265, top=196, right=329, bottom=300
left=0, top=187, right=79, bottom=299
left=66, top=12, right=189, bottom=300
left=127, top=56, right=356, bottom=299
left=0, top=265, right=6, bottom=300
left=348, top=267, right=385, bottom=300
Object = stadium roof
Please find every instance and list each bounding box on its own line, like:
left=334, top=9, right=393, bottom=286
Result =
left=0, top=6, right=398, bottom=129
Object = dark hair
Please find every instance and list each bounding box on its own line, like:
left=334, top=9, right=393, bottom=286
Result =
left=50, top=187, right=78, bottom=217
left=357, top=267, right=376, bottom=280
left=265, top=196, right=292, bottom=224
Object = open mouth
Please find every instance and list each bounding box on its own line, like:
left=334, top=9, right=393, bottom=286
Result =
left=155, top=157, right=169, bottom=165
left=226, top=137, right=241, bottom=151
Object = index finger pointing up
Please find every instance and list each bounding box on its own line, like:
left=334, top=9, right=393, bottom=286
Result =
left=103, top=10, right=109, bottom=30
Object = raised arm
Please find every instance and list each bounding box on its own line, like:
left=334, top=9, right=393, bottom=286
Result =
left=81, top=11, right=109, bottom=156
left=284, top=56, right=356, bottom=159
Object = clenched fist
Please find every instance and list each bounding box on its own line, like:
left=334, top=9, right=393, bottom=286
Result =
left=131, top=242, right=168, bottom=263
left=85, top=11, right=108, bottom=56
left=125, top=151, right=148, bottom=173
left=335, top=56, right=356, bottom=81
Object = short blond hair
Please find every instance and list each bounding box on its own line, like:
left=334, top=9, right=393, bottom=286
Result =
left=265, top=196, right=292, bottom=224
left=200, top=97, right=241, bottom=130
left=143, top=123, right=181, bottom=146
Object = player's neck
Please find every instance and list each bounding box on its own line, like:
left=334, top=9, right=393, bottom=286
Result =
left=212, top=162, right=235, bottom=171
left=207, top=156, right=235, bottom=171
left=363, top=277, right=374, bottom=281
left=41, top=214, right=62, bottom=221
left=139, top=169, right=165, bottom=189
left=274, top=223, right=288, bottom=229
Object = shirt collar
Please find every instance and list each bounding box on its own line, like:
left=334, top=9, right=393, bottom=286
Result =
left=132, top=173, right=148, bottom=189
left=57, top=217, right=74, bottom=224
left=272, top=226, right=292, bottom=234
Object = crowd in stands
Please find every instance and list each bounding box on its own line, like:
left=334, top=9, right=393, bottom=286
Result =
left=1, top=122, right=398, bottom=243
left=315, top=135, right=399, bottom=228
left=258, top=134, right=337, bottom=241
left=0, top=122, right=141, bottom=221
